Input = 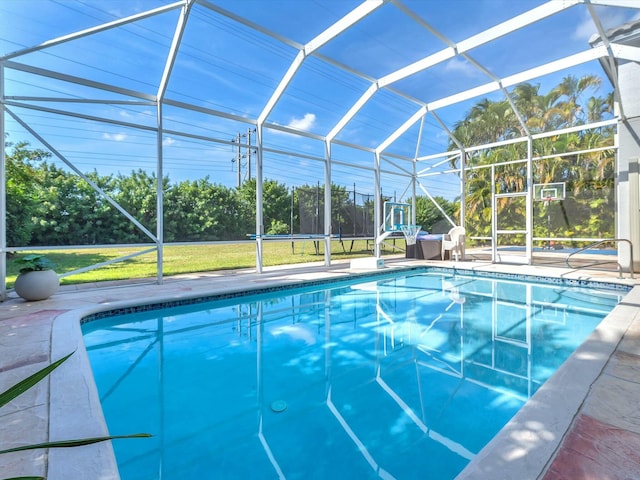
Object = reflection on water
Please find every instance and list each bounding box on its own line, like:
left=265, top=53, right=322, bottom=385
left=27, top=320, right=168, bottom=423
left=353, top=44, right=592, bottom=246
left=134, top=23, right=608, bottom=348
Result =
left=83, top=272, right=624, bottom=480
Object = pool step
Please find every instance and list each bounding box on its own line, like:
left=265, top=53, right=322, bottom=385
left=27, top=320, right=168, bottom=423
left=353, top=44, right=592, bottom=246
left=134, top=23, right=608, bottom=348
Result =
left=350, top=256, right=385, bottom=270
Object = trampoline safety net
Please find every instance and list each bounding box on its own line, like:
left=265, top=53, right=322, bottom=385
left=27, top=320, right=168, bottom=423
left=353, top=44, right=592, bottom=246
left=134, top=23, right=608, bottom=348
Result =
left=296, top=185, right=391, bottom=238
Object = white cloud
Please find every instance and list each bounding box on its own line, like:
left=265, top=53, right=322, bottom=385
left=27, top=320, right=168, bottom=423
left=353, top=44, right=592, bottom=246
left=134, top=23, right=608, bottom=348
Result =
left=163, top=136, right=176, bottom=147
left=573, top=13, right=598, bottom=41
left=443, top=57, right=477, bottom=78
left=436, top=130, right=450, bottom=141
left=102, top=133, right=127, bottom=141
left=287, top=113, right=316, bottom=130
left=119, top=110, right=132, bottom=118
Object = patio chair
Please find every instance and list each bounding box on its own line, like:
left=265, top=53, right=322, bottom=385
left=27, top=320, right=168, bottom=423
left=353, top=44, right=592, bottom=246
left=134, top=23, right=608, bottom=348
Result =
left=441, top=226, right=466, bottom=261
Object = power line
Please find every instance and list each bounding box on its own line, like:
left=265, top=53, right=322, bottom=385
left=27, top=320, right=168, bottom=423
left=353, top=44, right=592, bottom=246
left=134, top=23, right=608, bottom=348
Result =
left=231, top=128, right=257, bottom=187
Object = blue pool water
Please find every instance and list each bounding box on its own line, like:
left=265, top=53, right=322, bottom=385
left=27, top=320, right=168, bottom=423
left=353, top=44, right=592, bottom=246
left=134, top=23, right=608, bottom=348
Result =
left=82, top=269, right=626, bottom=480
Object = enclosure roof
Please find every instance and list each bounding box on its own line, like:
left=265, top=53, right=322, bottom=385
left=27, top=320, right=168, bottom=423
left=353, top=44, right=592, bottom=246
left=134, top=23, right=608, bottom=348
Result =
left=2, top=0, right=640, bottom=195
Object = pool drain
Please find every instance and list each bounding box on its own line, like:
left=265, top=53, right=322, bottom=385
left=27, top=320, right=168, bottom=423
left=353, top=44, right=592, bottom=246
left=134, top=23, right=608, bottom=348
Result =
left=270, top=400, right=287, bottom=412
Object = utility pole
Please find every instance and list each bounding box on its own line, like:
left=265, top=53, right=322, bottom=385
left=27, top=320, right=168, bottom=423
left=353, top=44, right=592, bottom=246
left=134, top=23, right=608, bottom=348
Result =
left=232, top=128, right=257, bottom=186
left=246, top=128, right=253, bottom=181
left=231, top=132, right=242, bottom=188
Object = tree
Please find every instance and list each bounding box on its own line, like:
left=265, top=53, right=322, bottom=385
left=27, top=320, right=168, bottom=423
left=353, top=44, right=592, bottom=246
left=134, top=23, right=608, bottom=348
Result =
left=5, top=140, right=50, bottom=247
left=415, top=196, right=456, bottom=233
left=237, top=179, right=292, bottom=235
left=447, top=75, right=614, bottom=243
left=164, top=179, right=243, bottom=241
left=113, top=169, right=163, bottom=243
left=29, top=164, right=120, bottom=245
left=551, top=74, right=602, bottom=125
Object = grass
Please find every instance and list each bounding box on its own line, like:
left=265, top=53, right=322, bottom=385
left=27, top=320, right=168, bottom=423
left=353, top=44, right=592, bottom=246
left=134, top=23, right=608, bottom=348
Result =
left=6, top=239, right=406, bottom=288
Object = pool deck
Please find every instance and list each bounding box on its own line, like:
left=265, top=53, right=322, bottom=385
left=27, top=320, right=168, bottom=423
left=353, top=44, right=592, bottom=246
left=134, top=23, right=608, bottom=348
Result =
left=1, top=257, right=639, bottom=479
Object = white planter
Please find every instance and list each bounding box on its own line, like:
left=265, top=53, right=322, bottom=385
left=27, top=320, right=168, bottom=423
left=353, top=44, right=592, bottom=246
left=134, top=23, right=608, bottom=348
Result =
left=14, top=269, right=60, bottom=301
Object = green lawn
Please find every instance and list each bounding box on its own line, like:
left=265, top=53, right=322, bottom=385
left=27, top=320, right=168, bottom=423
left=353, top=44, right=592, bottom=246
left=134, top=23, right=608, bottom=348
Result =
left=6, top=239, right=406, bottom=288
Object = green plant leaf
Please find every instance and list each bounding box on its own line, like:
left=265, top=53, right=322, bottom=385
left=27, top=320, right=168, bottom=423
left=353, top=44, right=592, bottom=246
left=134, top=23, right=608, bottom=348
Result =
left=16, top=254, right=56, bottom=273
left=0, top=352, right=74, bottom=409
left=3, top=476, right=44, bottom=480
left=0, top=433, right=152, bottom=455
left=1, top=351, right=151, bottom=480
left=16, top=254, right=45, bottom=264
left=3, top=477, right=44, bottom=480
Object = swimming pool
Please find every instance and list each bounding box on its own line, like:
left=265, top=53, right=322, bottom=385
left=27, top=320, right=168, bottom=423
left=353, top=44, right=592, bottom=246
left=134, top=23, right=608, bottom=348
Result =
left=81, top=269, right=627, bottom=479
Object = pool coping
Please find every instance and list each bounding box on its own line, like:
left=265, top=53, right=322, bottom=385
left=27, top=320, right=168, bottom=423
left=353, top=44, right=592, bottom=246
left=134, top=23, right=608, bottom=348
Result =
left=456, top=278, right=640, bottom=479
left=2, top=260, right=639, bottom=479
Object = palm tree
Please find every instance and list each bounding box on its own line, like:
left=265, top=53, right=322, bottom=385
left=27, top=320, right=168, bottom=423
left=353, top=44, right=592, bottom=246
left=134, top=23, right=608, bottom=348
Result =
left=442, top=75, right=614, bottom=241
left=551, top=74, right=602, bottom=125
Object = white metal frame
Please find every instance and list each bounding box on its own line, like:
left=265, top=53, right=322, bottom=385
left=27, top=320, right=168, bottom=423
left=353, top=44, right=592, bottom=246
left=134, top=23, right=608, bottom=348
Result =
left=2, top=0, right=638, bottom=298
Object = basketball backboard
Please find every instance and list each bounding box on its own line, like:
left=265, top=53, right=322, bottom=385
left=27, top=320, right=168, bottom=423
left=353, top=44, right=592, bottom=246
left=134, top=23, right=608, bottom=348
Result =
left=533, top=182, right=565, bottom=201
left=383, top=202, right=411, bottom=232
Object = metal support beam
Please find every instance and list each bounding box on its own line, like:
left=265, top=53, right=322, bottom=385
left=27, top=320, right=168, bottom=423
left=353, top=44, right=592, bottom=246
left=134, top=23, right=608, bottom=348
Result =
left=259, top=0, right=384, bottom=126
left=0, top=64, right=6, bottom=301
left=255, top=125, right=264, bottom=273
left=1, top=1, right=185, bottom=62
left=324, top=140, right=332, bottom=266
left=411, top=116, right=424, bottom=226
left=376, top=106, right=428, bottom=155
left=374, top=152, right=382, bottom=258
left=153, top=0, right=194, bottom=285
left=460, top=150, right=466, bottom=228
left=526, top=137, right=534, bottom=264
left=6, top=109, right=158, bottom=242
left=156, top=102, right=164, bottom=285
left=491, top=164, right=497, bottom=263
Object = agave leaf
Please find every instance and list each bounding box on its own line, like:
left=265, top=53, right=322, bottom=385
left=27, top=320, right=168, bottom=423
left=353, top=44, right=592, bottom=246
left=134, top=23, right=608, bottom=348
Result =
left=0, top=433, right=152, bottom=455
left=2, top=477, right=44, bottom=480
left=0, top=352, right=75, bottom=409
left=3, top=477, right=44, bottom=480
left=0, top=351, right=151, bottom=480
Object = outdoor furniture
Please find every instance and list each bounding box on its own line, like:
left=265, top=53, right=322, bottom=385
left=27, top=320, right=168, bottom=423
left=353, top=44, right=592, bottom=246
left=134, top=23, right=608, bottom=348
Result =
left=416, top=237, right=443, bottom=259
left=404, top=233, right=444, bottom=260
left=441, top=226, right=466, bottom=261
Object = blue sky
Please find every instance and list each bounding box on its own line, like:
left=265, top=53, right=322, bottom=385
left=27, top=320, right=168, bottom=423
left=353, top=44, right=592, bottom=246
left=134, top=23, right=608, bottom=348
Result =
left=2, top=0, right=639, bottom=200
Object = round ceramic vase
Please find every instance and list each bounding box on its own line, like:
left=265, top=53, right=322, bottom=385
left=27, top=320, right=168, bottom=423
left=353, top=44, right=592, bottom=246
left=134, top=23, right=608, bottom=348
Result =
left=14, top=270, right=60, bottom=301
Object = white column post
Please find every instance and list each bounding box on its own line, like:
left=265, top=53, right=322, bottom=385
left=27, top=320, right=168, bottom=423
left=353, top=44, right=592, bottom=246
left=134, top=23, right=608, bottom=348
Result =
left=491, top=164, right=497, bottom=263
left=0, top=63, right=6, bottom=301
left=460, top=150, right=466, bottom=227
left=256, top=125, right=264, bottom=273
left=324, top=139, right=332, bottom=266
left=156, top=102, right=164, bottom=285
left=526, top=136, right=533, bottom=264
left=374, top=151, right=382, bottom=258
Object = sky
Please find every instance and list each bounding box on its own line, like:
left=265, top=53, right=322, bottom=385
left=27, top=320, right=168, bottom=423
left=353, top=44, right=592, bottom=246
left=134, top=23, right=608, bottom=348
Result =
left=1, top=0, right=639, bottom=201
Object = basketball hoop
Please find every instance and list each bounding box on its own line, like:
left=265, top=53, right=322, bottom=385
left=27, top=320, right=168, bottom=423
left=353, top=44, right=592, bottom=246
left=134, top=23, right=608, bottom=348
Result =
left=533, top=183, right=566, bottom=250
left=383, top=202, right=411, bottom=233
left=534, top=182, right=565, bottom=203
left=400, top=224, right=421, bottom=246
